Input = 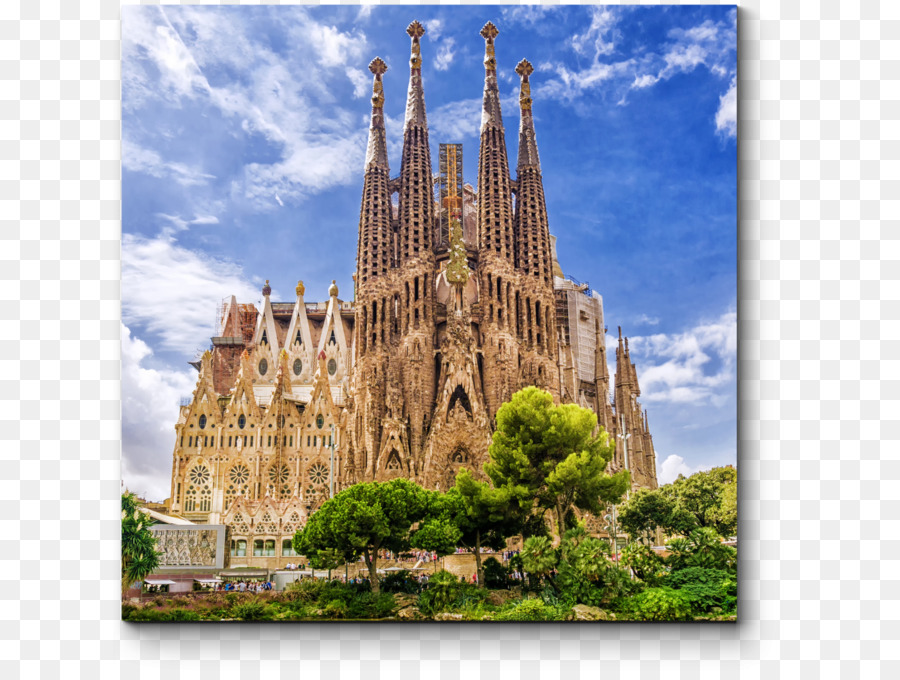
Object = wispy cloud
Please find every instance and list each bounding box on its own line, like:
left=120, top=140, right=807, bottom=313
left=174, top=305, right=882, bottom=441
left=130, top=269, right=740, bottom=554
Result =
left=715, top=76, right=737, bottom=139
left=628, top=309, right=736, bottom=405
left=428, top=97, right=482, bottom=140
left=123, top=6, right=371, bottom=210
left=434, top=37, right=456, bottom=72
left=122, top=138, right=215, bottom=187
left=121, top=323, right=196, bottom=502
left=122, top=232, right=262, bottom=354
left=156, top=213, right=219, bottom=235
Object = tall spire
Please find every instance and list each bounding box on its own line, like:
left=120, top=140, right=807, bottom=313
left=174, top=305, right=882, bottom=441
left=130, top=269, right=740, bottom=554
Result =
left=356, top=57, right=393, bottom=286
left=480, top=21, right=502, bottom=133
left=398, top=20, right=435, bottom=261
left=514, top=57, right=553, bottom=285
left=404, top=20, right=427, bottom=131
left=477, top=21, right=514, bottom=262
left=515, top=59, right=541, bottom=171
left=364, top=57, right=389, bottom=171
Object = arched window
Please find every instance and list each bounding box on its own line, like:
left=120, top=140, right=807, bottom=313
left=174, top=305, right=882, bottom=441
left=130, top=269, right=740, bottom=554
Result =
left=253, top=540, right=264, bottom=557
left=282, top=539, right=295, bottom=557
left=238, top=414, right=246, bottom=429
left=264, top=540, right=276, bottom=556
left=199, top=414, right=207, bottom=429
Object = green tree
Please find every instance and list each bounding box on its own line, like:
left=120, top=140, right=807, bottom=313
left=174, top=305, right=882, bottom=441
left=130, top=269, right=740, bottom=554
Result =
left=617, top=488, right=697, bottom=541
left=485, top=387, right=630, bottom=540
left=666, top=527, right=737, bottom=572
left=441, top=468, right=521, bottom=587
left=663, top=467, right=737, bottom=536
left=121, top=491, right=160, bottom=594
left=293, top=478, right=432, bottom=594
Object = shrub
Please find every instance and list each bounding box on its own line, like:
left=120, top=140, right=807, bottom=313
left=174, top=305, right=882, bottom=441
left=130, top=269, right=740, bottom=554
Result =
left=620, top=543, right=667, bottom=585
left=666, top=528, right=737, bottom=573
left=418, top=570, right=484, bottom=616
left=230, top=599, right=268, bottom=621
left=284, top=578, right=327, bottom=603
left=482, top=557, right=508, bottom=589
left=495, top=597, right=558, bottom=621
left=659, top=567, right=733, bottom=612
left=624, top=587, right=693, bottom=621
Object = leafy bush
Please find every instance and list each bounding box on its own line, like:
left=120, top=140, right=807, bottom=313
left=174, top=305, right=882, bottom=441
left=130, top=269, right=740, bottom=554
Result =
left=620, top=543, right=666, bottom=585
left=230, top=599, right=268, bottom=621
left=284, top=578, right=327, bottom=603
left=418, top=570, right=485, bottom=616
left=623, top=587, right=693, bottom=621
left=482, top=558, right=508, bottom=589
left=345, top=592, right=397, bottom=619
left=666, top=527, right=737, bottom=572
left=659, top=567, right=733, bottom=612
left=495, top=597, right=558, bottom=621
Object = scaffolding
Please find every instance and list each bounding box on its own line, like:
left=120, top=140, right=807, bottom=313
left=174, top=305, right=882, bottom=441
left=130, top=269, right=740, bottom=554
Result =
left=215, top=297, right=258, bottom=342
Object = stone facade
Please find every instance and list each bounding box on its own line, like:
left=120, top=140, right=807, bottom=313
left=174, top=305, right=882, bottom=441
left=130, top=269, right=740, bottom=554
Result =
left=165, top=21, right=657, bottom=566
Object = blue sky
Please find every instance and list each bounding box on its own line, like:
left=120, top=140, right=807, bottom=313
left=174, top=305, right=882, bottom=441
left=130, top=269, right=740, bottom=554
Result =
left=121, top=5, right=737, bottom=501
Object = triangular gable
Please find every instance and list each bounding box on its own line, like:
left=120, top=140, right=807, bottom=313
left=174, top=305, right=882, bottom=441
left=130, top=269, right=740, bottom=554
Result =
left=185, top=350, right=222, bottom=427
left=226, top=350, right=261, bottom=420
left=253, top=292, right=280, bottom=355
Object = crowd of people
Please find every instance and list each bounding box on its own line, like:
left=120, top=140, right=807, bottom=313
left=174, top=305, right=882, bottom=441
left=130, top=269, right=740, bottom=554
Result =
left=217, top=580, right=273, bottom=592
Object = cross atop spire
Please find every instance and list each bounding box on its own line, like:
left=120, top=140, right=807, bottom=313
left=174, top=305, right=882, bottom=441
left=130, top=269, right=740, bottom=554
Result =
left=480, top=21, right=499, bottom=42
left=407, top=20, right=425, bottom=40
left=369, top=56, right=387, bottom=77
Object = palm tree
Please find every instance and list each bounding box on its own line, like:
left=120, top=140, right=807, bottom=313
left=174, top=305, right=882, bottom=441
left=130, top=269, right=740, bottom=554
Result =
left=121, top=491, right=160, bottom=594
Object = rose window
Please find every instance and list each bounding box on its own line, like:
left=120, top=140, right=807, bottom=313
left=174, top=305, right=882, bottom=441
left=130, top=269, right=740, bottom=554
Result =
left=229, top=464, right=250, bottom=485
left=269, top=463, right=290, bottom=486
left=189, top=465, right=210, bottom=486
left=308, top=462, right=328, bottom=486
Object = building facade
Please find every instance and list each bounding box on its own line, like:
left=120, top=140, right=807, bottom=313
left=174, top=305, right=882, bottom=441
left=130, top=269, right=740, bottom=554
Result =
left=165, top=22, right=657, bottom=567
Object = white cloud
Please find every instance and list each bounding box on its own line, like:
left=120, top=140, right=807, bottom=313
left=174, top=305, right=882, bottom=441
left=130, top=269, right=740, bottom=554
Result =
left=122, top=138, right=215, bottom=187
left=357, top=5, right=374, bottom=21
left=123, top=7, right=371, bottom=210
left=121, top=324, right=196, bottom=502
left=423, top=19, right=442, bottom=41
left=502, top=6, right=558, bottom=27
left=428, top=97, right=482, bottom=140
left=156, top=213, right=219, bottom=234
left=122, top=232, right=261, bottom=354
left=434, top=37, right=456, bottom=72
left=657, top=454, right=711, bottom=486
left=571, top=6, right=617, bottom=58
left=627, top=310, right=736, bottom=405
left=345, top=67, right=370, bottom=99
left=632, top=74, right=659, bottom=89
left=715, top=76, right=737, bottom=139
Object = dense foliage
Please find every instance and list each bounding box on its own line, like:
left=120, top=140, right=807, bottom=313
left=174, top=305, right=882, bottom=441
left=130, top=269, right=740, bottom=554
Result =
left=485, top=387, right=630, bottom=540
left=121, top=491, right=160, bottom=593
left=293, top=478, right=437, bottom=593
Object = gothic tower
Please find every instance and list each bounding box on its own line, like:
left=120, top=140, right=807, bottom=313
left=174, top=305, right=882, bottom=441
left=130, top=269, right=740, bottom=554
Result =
left=352, top=56, right=394, bottom=481
left=394, top=21, right=437, bottom=478
left=475, top=22, right=523, bottom=420
left=512, top=57, right=560, bottom=396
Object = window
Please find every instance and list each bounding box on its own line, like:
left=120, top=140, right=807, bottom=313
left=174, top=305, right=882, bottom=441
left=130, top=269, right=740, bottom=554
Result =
left=253, top=540, right=264, bottom=556
left=199, top=414, right=207, bottom=429
left=327, top=358, right=337, bottom=376
left=282, top=539, right=295, bottom=557
left=264, top=540, right=276, bottom=556
left=258, top=359, right=268, bottom=375
left=230, top=539, right=249, bottom=557
left=238, top=415, right=246, bottom=429
left=316, top=415, right=324, bottom=429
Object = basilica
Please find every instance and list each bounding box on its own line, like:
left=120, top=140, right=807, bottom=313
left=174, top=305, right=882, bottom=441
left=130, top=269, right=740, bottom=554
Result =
left=165, top=22, right=658, bottom=570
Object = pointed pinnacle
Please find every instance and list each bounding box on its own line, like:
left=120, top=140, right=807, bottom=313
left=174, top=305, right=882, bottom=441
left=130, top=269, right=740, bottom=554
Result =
left=369, top=57, right=388, bottom=76
left=480, top=21, right=499, bottom=41
left=515, top=59, right=534, bottom=78
left=407, top=20, right=425, bottom=40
